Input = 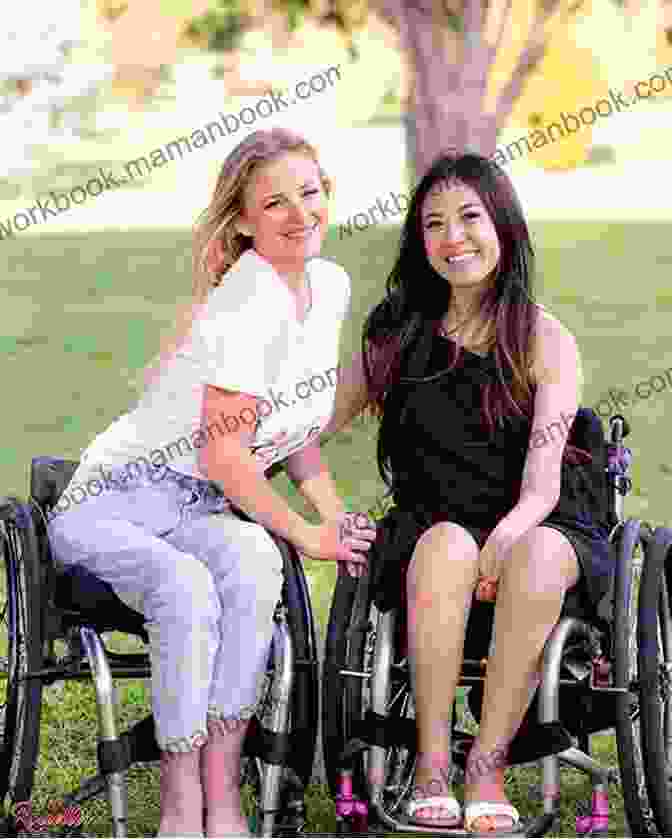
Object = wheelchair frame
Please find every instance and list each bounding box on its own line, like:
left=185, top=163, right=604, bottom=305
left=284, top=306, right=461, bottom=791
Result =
left=322, top=413, right=672, bottom=837
left=0, top=458, right=320, bottom=838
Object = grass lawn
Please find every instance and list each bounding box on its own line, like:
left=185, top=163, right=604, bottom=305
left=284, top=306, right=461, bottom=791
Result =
left=1, top=218, right=672, bottom=835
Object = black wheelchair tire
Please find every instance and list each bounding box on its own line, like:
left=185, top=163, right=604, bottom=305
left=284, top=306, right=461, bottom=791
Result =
left=637, top=527, right=672, bottom=836
left=322, top=566, right=417, bottom=817
left=279, top=540, right=320, bottom=788
left=613, top=519, right=661, bottom=837
left=322, top=566, right=360, bottom=797
left=0, top=499, right=44, bottom=810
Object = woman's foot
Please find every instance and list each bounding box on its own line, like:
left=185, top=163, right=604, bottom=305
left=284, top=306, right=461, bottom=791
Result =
left=406, top=753, right=461, bottom=826
left=463, top=741, right=519, bottom=833
left=202, top=717, right=252, bottom=837
left=205, top=810, right=250, bottom=837
left=158, top=749, right=205, bottom=837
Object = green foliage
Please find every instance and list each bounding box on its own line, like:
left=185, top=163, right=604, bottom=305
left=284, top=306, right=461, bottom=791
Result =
left=184, top=0, right=246, bottom=52
left=182, top=0, right=311, bottom=51
left=284, top=0, right=311, bottom=32
left=442, top=5, right=464, bottom=33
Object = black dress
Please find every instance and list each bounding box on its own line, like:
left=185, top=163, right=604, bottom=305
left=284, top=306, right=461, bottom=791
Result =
left=369, top=325, right=615, bottom=628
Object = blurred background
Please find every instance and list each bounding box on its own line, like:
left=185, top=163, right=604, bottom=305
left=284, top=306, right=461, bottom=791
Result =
left=0, top=0, right=670, bottom=223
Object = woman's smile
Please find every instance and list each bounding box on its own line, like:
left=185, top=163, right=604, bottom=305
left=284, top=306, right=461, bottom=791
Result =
left=443, top=250, right=479, bottom=268
left=284, top=222, right=320, bottom=241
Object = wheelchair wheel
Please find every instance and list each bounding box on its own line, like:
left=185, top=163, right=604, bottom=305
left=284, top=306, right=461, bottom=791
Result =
left=322, top=568, right=416, bottom=816
left=637, top=527, right=672, bottom=836
left=614, top=519, right=665, bottom=836
left=0, top=499, right=44, bottom=810
left=322, top=567, right=360, bottom=796
left=242, top=537, right=320, bottom=836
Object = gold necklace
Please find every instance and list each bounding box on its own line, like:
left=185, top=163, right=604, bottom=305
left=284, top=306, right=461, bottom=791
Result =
left=440, top=317, right=493, bottom=352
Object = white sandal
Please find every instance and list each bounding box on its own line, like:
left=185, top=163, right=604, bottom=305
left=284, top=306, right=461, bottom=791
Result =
left=405, top=794, right=462, bottom=827
left=464, top=801, right=521, bottom=834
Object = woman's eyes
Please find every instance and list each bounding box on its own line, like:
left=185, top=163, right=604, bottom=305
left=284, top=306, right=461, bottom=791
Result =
left=265, top=189, right=320, bottom=209
left=425, top=212, right=481, bottom=229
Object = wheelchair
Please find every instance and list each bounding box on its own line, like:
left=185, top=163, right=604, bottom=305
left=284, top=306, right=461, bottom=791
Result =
left=323, top=411, right=672, bottom=836
left=0, top=456, right=319, bottom=838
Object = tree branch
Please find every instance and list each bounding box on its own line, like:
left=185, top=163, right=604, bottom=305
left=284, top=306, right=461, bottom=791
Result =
left=458, top=0, right=484, bottom=83
left=492, top=0, right=566, bottom=126
left=493, top=38, right=546, bottom=126
left=483, top=0, right=513, bottom=56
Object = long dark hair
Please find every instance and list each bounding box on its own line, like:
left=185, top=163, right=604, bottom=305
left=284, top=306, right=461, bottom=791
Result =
left=361, top=151, right=588, bottom=489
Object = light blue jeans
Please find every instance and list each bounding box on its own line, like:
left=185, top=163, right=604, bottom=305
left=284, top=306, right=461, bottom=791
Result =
left=47, top=464, right=284, bottom=752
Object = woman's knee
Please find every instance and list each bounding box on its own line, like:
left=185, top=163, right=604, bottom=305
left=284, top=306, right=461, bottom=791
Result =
left=217, top=523, right=284, bottom=605
left=154, top=558, right=221, bottom=623
left=409, top=521, right=480, bottom=583
left=501, top=527, right=579, bottom=598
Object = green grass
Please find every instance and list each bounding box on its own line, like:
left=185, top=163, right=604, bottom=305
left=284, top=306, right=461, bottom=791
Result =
left=2, top=219, right=672, bottom=834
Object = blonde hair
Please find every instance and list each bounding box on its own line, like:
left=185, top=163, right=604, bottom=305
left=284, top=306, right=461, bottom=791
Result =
left=138, top=129, right=331, bottom=393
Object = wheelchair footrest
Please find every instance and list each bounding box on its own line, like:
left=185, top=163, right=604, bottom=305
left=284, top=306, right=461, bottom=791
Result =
left=243, top=716, right=290, bottom=765
left=123, top=714, right=161, bottom=765
left=351, top=709, right=416, bottom=753
left=98, top=739, right=129, bottom=777
left=506, top=720, right=573, bottom=767
left=350, top=711, right=572, bottom=770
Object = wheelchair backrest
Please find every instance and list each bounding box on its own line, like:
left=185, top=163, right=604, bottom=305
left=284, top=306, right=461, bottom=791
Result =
left=30, top=456, right=79, bottom=513
left=564, top=407, right=622, bottom=530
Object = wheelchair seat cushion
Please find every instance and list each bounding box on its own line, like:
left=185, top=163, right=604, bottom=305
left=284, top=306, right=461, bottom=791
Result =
left=55, top=562, right=148, bottom=640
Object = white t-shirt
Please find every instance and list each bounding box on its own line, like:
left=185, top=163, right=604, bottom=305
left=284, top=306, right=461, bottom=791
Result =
left=66, top=248, right=351, bottom=492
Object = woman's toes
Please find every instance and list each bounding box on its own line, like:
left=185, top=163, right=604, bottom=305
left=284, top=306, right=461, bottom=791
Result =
left=471, top=813, right=515, bottom=831
left=415, top=805, right=452, bottom=820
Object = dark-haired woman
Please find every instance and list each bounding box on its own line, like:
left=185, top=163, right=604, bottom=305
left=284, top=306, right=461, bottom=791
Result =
left=327, top=152, right=612, bottom=833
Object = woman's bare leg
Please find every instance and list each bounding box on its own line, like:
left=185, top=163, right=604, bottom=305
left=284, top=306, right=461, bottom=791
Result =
left=406, top=522, right=480, bottom=821
left=465, top=526, right=580, bottom=830
left=201, top=718, right=251, bottom=837
left=158, top=749, right=204, bottom=837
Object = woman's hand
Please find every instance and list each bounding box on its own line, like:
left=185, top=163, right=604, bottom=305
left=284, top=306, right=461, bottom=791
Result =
left=296, top=512, right=377, bottom=575
left=337, top=512, right=377, bottom=578
left=475, top=526, right=515, bottom=602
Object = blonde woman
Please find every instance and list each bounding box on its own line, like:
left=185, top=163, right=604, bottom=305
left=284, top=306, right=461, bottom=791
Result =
left=47, top=128, right=376, bottom=838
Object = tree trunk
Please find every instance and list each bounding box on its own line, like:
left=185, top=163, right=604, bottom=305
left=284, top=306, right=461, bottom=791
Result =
left=374, top=0, right=566, bottom=179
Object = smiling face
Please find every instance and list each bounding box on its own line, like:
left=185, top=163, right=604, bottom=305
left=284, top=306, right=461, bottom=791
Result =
left=421, top=180, right=501, bottom=295
left=235, top=150, right=329, bottom=274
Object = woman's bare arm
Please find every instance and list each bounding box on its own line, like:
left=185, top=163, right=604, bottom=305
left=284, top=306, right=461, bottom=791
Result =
left=491, top=310, right=581, bottom=551
left=198, top=386, right=313, bottom=545
left=286, top=442, right=347, bottom=520
left=322, top=350, right=371, bottom=437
